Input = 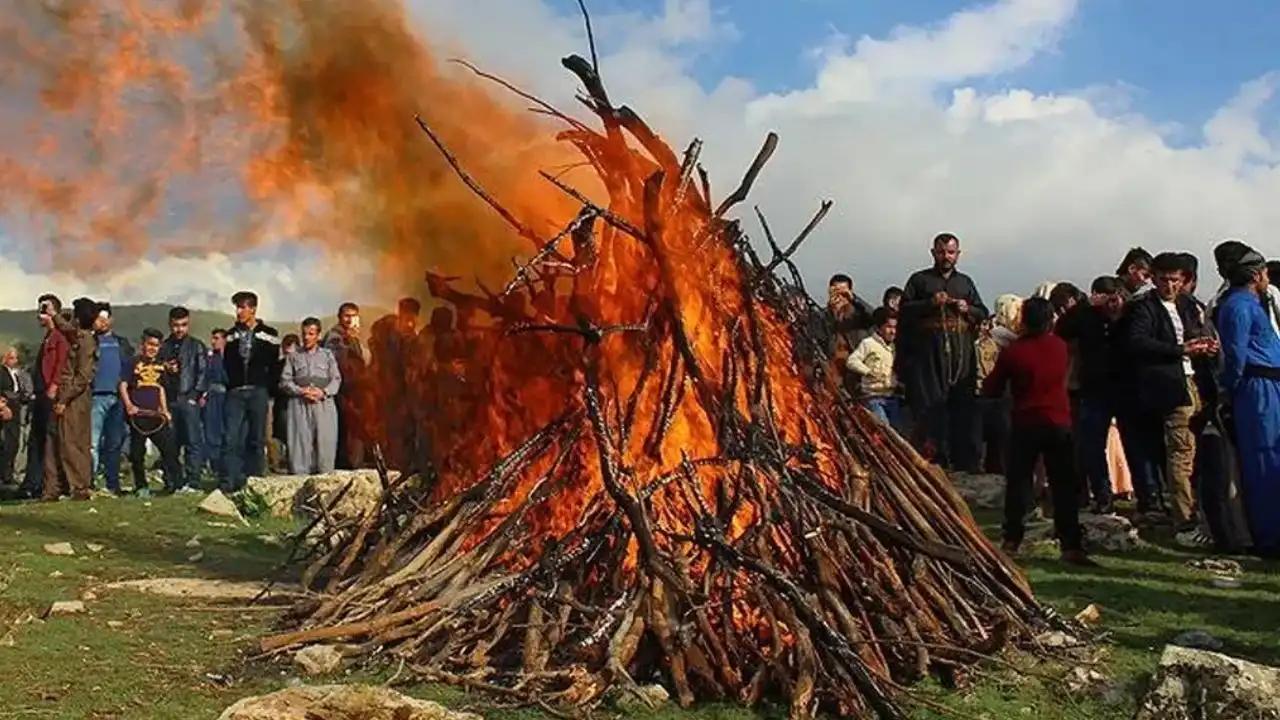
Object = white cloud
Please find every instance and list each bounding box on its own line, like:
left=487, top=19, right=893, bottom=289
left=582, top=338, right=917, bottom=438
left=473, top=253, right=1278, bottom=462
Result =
left=4, top=0, right=1279, bottom=309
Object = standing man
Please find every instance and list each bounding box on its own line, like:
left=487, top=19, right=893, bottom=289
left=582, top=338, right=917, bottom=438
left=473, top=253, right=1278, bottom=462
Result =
left=282, top=317, right=342, bottom=474
left=204, top=329, right=228, bottom=478
left=898, top=233, right=989, bottom=471
left=46, top=298, right=98, bottom=501
left=161, top=306, right=208, bottom=493
left=89, top=303, right=132, bottom=494
left=1127, top=253, right=1217, bottom=532
left=1117, top=247, right=1155, bottom=298
left=324, top=302, right=372, bottom=469
left=370, top=298, right=422, bottom=470
left=221, top=291, right=280, bottom=492
left=0, top=347, right=32, bottom=487
left=23, top=295, right=69, bottom=499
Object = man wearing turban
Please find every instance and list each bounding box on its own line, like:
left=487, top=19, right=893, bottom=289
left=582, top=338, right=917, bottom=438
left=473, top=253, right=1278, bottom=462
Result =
left=1214, top=242, right=1280, bottom=558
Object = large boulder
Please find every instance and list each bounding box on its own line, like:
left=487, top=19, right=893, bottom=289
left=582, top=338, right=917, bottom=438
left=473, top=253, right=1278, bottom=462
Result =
left=244, top=475, right=309, bottom=518
left=948, top=472, right=1005, bottom=510
left=1135, top=645, right=1280, bottom=720
left=291, top=469, right=397, bottom=525
left=217, top=685, right=481, bottom=720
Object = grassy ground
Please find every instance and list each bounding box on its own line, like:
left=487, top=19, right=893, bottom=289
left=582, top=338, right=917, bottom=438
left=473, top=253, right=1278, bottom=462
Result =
left=0, top=496, right=1277, bottom=720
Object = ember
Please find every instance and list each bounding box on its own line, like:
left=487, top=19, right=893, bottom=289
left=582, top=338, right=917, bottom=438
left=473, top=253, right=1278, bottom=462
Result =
left=262, top=54, right=1069, bottom=719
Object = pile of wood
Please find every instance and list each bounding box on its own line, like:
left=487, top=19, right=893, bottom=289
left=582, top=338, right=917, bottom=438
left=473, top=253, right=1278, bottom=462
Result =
left=260, top=51, right=1070, bottom=719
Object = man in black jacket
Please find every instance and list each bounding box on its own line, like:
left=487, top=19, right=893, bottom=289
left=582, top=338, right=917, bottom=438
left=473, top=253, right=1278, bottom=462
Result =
left=1126, top=253, right=1218, bottom=532
left=161, top=306, right=209, bottom=492
left=220, top=291, right=280, bottom=492
left=0, top=346, right=33, bottom=487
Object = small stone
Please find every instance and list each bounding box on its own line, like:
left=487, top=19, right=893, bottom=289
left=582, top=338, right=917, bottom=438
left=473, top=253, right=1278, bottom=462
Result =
left=255, top=534, right=283, bottom=547
left=185, top=536, right=202, bottom=548
left=45, top=600, right=86, bottom=617
left=198, top=490, right=245, bottom=522
left=0, top=631, right=15, bottom=647
left=1035, top=630, right=1081, bottom=649
left=115, top=522, right=130, bottom=528
left=1074, top=604, right=1102, bottom=626
left=210, top=629, right=235, bottom=639
left=1170, top=629, right=1224, bottom=651
left=187, top=551, right=205, bottom=563
left=80, top=591, right=98, bottom=602
left=43, top=542, right=75, bottom=556
left=106, top=621, right=125, bottom=629
left=293, top=645, right=343, bottom=676
left=615, top=683, right=671, bottom=710
left=48, top=571, right=64, bottom=579
left=85, top=543, right=104, bottom=553
left=86, top=507, right=98, bottom=514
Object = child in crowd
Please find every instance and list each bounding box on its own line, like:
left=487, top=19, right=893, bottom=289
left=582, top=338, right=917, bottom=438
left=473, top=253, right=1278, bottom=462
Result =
left=846, top=307, right=901, bottom=429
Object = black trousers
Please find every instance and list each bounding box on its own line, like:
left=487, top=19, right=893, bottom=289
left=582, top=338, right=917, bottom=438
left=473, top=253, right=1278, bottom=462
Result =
left=1003, top=422, right=1083, bottom=551
left=129, top=421, right=181, bottom=491
left=0, top=417, right=19, bottom=485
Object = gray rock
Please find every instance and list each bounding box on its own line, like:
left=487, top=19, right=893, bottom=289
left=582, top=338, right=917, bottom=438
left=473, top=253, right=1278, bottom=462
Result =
left=244, top=475, right=309, bottom=518
left=45, top=600, right=85, bottom=616
left=1136, top=645, right=1280, bottom=720
left=1171, top=630, right=1225, bottom=651
left=614, top=683, right=670, bottom=710
left=293, top=645, right=344, bottom=676
left=217, top=685, right=482, bottom=720
left=198, top=490, right=245, bottom=522
left=42, top=542, right=74, bottom=556
left=1028, top=512, right=1141, bottom=552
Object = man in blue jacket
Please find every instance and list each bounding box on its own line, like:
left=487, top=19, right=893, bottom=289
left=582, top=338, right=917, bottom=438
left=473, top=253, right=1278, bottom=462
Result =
left=220, top=291, right=280, bottom=492
left=90, top=303, right=133, bottom=494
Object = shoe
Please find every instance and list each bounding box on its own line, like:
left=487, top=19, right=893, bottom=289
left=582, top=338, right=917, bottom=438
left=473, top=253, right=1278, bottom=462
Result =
left=1175, top=529, right=1214, bottom=549
left=135, top=488, right=153, bottom=500
left=1091, top=501, right=1116, bottom=516
left=175, top=486, right=201, bottom=495
left=1060, top=549, right=1099, bottom=567
left=1001, top=540, right=1021, bottom=556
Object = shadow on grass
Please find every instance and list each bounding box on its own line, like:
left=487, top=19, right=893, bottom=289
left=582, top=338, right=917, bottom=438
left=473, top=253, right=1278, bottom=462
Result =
left=0, top=503, right=293, bottom=584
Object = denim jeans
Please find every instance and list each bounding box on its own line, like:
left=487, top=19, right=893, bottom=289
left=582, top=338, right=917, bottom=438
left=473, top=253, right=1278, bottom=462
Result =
left=862, top=396, right=902, bottom=431
left=1074, top=394, right=1115, bottom=508
left=203, top=390, right=226, bottom=478
left=91, top=393, right=127, bottom=492
left=171, top=397, right=205, bottom=489
left=221, top=386, right=269, bottom=492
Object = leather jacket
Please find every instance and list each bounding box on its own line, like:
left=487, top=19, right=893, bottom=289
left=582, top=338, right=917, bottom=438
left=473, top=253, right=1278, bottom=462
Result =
left=160, top=335, right=209, bottom=398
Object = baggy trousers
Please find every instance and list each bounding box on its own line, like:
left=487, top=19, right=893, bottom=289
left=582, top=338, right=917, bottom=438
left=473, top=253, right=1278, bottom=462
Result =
left=45, top=395, right=91, bottom=499
left=286, top=396, right=338, bottom=475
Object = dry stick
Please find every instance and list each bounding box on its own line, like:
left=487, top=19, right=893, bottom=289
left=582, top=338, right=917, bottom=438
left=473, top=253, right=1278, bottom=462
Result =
left=448, top=58, right=591, bottom=134
left=753, top=205, right=806, bottom=288
left=714, top=132, right=778, bottom=218
left=575, top=0, right=600, bottom=73
left=537, top=170, right=648, bottom=242
left=501, top=209, right=597, bottom=297
left=413, top=115, right=553, bottom=253
left=763, top=199, right=834, bottom=275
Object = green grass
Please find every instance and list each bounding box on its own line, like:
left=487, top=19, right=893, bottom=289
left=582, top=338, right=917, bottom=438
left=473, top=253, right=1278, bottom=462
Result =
left=1, top=498, right=1277, bottom=719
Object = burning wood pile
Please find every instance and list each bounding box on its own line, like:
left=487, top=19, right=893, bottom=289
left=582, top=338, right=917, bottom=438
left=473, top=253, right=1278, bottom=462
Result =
left=260, top=53, right=1067, bottom=718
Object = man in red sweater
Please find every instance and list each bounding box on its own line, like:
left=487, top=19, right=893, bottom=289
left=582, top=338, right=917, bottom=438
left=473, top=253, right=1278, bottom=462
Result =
left=981, top=297, right=1095, bottom=566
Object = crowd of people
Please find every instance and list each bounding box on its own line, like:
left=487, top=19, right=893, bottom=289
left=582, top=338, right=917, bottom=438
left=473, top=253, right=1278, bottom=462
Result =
left=1, top=233, right=1278, bottom=572
left=821, top=233, right=1280, bottom=566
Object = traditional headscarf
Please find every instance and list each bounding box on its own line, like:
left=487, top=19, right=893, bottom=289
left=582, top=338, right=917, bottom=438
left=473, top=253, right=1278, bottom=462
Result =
left=1213, top=239, right=1253, bottom=280
left=1225, top=249, right=1267, bottom=287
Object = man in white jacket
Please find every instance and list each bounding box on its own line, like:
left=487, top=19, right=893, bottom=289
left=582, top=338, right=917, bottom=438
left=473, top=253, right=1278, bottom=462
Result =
left=846, top=308, right=901, bottom=429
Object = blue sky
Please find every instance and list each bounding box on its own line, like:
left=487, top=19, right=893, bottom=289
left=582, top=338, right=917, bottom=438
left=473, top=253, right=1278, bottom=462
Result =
left=550, top=0, right=1280, bottom=131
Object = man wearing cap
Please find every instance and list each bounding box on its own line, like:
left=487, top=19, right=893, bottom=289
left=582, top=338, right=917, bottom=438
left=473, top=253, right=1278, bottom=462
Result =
left=1215, top=244, right=1280, bottom=557
left=89, top=303, right=133, bottom=494
left=220, top=291, right=280, bottom=492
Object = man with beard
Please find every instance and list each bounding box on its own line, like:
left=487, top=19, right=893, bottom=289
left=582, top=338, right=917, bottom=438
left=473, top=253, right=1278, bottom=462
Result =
left=160, top=306, right=209, bottom=493
left=23, top=295, right=69, bottom=499
left=898, top=233, right=989, bottom=471
left=324, top=302, right=373, bottom=469
left=1215, top=245, right=1280, bottom=557
left=45, top=298, right=98, bottom=501
left=823, top=274, right=875, bottom=396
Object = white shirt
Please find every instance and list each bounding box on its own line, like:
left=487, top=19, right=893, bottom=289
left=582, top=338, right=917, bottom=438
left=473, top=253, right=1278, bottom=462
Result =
left=1160, top=299, right=1196, bottom=376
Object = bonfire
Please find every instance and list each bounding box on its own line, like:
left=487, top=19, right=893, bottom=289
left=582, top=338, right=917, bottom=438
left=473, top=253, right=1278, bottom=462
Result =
left=260, top=50, right=1067, bottom=719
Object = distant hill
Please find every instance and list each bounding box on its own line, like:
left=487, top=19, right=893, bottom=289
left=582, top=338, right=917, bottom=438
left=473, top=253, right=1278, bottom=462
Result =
left=0, top=304, right=292, bottom=359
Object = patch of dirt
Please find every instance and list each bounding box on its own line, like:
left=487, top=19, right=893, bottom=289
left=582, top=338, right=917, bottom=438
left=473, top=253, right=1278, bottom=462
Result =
left=99, top=578, right=301, bottom=603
